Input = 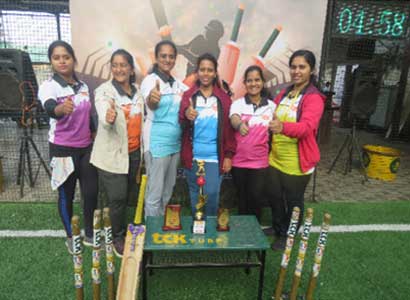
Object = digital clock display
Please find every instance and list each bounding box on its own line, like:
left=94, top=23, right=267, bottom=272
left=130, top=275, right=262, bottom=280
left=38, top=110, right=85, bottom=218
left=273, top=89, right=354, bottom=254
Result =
left=333, top=1, right=410, bottom=38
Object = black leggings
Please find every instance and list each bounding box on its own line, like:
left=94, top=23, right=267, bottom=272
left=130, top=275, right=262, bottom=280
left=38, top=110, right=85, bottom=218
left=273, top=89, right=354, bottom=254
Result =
left=231, top=167, right=268, bottom=222
left=98, top=149, right=140, bottom=242
left=57, top=151, right=98, bottom=238
left=266, top=166, right=311, bottom=237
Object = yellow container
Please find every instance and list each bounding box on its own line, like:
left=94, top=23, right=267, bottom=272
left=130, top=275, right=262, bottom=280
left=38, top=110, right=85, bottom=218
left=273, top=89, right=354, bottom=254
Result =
left=362, top=145, right=401, bottom=181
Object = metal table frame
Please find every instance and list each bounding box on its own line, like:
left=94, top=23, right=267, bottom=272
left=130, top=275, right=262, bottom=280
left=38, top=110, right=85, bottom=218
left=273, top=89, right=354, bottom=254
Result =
left=142, top=216, right=269, bottom=300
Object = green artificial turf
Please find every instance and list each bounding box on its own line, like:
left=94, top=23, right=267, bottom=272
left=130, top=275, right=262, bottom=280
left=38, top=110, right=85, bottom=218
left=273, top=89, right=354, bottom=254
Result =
left=1, top=232, right=409, bottom=300
left=1, top=200, right=409, bottom=230
left=1, top=201, right=410, bottom=299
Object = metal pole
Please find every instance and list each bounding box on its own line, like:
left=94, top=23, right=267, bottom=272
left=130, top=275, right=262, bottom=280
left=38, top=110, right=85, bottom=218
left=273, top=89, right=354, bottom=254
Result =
left=390, top=41, right=410, bottom=139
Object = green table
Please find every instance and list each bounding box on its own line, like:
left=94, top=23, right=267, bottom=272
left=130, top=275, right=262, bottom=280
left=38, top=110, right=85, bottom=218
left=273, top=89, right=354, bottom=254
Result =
left=142, top=215, right=270, bottom=300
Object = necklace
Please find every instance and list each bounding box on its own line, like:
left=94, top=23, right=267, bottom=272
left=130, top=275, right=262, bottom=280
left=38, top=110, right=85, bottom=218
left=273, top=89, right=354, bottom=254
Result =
left=288, top=89, right=300, bottom=99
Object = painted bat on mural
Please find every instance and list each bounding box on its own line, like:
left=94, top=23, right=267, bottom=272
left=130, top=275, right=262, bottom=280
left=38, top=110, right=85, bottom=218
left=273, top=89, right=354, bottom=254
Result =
left=218, top=4, right=245, bottom=85
left=231, top=26, right=282, bottom=100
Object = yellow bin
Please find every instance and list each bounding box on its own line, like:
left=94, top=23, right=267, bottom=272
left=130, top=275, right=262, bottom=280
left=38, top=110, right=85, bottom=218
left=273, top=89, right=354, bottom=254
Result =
left=362, top=145, right=401, bottom=181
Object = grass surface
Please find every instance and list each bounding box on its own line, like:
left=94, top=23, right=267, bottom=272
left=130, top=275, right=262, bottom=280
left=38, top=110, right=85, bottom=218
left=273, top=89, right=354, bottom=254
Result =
left=0, top=201, right=409, bottom=299
left=1, top=200, right=410, bottom=230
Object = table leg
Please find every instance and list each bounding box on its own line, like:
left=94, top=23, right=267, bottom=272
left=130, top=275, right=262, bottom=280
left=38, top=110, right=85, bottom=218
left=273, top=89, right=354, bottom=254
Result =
left=245, top=250, right=251, bottom=275
left=149, top=252, right=154, bottom=276
left=142, top=252, right=148, bottom=300
left=257, top=250, right=266, bottom=300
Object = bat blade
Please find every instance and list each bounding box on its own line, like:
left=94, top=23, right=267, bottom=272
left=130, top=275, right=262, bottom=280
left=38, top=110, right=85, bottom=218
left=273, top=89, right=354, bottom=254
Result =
left=116, top=226, right=146, bottom=300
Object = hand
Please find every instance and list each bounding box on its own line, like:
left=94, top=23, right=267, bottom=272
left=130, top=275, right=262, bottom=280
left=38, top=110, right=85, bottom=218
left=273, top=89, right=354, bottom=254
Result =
left=222, top=158, right=232, bottom=173
left=62, top=96, right=74, bottom=115
left=158, top=25, right=172, bottom=38
left=149, top=80, right=161, bottom=106
left=105, top=99, right=117, bottom=124
left=185, top=98, right=198, bottom=121
left=238, top=120, right=249, bottom=136
left=269, top=114, right=283, bottom=133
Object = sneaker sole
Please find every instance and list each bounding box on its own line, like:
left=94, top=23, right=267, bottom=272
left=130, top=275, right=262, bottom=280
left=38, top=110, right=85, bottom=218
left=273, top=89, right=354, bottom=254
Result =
left=65, top=240, right=73, bottom=255
left=113, top=247, right=123, bottom=258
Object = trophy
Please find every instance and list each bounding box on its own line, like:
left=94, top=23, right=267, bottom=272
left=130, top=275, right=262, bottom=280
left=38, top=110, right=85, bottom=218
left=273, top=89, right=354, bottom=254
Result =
left=217, top=208, right=230, bottom=231
left=192, top=160, right=207, bottom=234
left=163, top=204, right=182, bottom=231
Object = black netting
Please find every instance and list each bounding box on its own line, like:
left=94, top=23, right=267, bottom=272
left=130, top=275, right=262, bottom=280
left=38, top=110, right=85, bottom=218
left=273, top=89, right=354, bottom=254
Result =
left=0, top=0, right=69, bottom=201
left=0, top=0, right=409, bottom=203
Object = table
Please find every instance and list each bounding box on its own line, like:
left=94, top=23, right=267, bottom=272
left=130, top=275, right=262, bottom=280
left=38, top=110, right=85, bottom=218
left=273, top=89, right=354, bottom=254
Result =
left=142, top=215, right=270, bottom=300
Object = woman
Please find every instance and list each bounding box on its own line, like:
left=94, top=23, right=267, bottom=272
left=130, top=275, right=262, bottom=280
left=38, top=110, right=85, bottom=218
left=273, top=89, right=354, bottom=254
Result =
left=38, top=40, right=98, bottom=253
left=230, top=65, right=276, bottom=221
left=140, top=40, right=187, bottom=217
left=179, top=53, right=235, bottom=217
left=90, top=49, right=143, bottom=257
left=267, top=50, right=325, bottom=251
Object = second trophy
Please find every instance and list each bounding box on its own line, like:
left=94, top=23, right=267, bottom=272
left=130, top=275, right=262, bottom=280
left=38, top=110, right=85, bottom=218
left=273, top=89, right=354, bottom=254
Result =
left=192, top=160, right=207, bottom=234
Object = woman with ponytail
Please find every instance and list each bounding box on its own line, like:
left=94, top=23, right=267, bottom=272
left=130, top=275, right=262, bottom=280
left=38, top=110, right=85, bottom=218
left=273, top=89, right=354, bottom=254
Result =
left=267, top=49, right=325, bottom=251
left=91, top=49, right=144, bottom=257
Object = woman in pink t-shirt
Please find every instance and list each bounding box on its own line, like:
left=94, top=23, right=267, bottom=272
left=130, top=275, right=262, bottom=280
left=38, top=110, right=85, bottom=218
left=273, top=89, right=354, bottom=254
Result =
left=229, top=65, right=276, bottom=221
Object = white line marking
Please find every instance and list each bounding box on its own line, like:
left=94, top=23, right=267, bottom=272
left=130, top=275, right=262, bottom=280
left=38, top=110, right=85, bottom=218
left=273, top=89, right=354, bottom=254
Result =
left=1, top=224, right=410, bottom=238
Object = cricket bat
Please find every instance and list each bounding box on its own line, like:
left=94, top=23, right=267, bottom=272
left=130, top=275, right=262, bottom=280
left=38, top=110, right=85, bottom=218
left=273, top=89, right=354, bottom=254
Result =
left=305, top=213, right=331, bottom=300
left=150, top=0, right=172, bottom=41
left=231, top=26, right=282, bottom=100
left=289, top=208, right=314, bottom=300
left=116, top=174, right=147, bottom=300
left=273, top=206, right=300, bottom=300
left=103, top=208, right=116, bottom=300
left=92, top=209, right=102, bottom=300
left=71, top=215, right=84, bottom=300
left=218, top=4, right=245, bottom=85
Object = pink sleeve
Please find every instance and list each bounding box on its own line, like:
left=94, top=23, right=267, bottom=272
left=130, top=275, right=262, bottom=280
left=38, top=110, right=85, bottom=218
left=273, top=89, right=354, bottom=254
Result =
left=281, top=94, right=324, bottom=139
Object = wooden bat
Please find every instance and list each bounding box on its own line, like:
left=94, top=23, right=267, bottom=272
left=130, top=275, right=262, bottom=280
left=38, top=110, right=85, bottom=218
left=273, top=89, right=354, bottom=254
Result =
left=91, top=209, right=102, bottom=300
left=306, top=213, right=331, bottom=300
left=71, top=215, right=84, bottom=300
left=103, top=208, right=115, bottom=300
left=273, top=206, right=300, bottom=300
left=289, top=208, right=314, bottom=300
left=116, top=174, right=147, bottom=300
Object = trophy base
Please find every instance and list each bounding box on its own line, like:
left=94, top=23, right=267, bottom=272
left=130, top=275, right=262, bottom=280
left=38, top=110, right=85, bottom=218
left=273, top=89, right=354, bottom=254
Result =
left=192, top=220, right=206, bottom=234
left=216, top=225, right=230, bottom=232
left=162, top=224, right=182, bottom=231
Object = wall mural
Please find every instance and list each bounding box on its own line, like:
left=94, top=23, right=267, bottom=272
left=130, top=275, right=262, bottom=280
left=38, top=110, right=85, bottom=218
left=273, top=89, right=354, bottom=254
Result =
left=70, top=0, right=327, bottom=98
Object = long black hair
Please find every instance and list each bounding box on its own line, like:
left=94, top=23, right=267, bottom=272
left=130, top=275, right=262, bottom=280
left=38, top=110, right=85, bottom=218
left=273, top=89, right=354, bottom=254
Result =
left=243, top=65, right=271, bottom=98
left=154, top=40, right=177, bottom=58
left=289, top=49, right=318, bottom=87
left=195, top=53, right=221, bottom=88
left=150, top=40, right=178, bottom=74
left=47, top=40, right=77, bottom=62
left=110, top=49, right=136, bottom=84
left=47, top=40, right=78, bottom=80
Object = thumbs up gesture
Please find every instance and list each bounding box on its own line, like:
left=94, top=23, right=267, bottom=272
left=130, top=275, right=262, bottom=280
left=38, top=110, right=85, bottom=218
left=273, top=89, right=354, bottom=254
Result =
left=239, top=119, right=249, bottom=136
left=62, top=96, right=74, bottom=115
left=185, top=98, right=198, bottom=121
left=149, top=80, right=161, bottom=107
left=269, top=112, right=283, bottom=133
left=105, top=99, right=117, bottom=124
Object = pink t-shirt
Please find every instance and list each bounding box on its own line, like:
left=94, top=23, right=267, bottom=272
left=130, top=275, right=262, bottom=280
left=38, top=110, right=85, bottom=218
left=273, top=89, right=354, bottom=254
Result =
left=230, top=96, right=276, bottom=169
